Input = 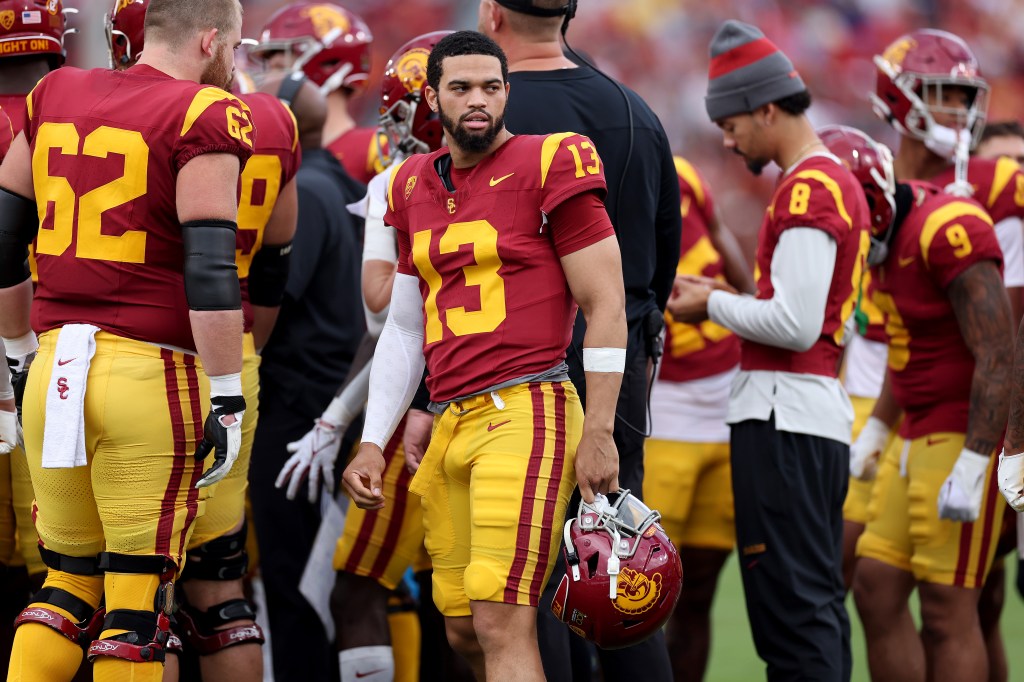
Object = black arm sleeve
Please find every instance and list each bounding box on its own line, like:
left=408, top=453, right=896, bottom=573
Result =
left=0, top=186, right=37, bottom=288
left=249, top=241, right=293, bottom=307
left=182, top=219, right=241, bottom=311
left=652, top=136, right=682, bottom=312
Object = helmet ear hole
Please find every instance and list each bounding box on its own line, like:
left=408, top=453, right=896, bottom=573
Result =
left=586, top=552, right=601, bottom=579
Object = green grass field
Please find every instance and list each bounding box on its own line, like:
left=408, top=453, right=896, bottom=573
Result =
left=705, top=554, right=1024, bottom=680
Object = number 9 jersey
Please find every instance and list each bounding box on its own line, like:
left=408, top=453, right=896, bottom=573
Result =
left=23, top=65, right=256, bottom=351
left=387, top=133, right=613, bottom=402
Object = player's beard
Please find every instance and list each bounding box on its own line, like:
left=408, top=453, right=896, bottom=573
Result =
left=735, top=147, right=767, bottom=176
left=201, top=42, right=233, bottom=90
left=438, top=102, right=505, bottom=154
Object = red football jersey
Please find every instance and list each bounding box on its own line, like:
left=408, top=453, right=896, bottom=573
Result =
left=326, top=125, right=385, bottom=184
left=659, top=156, right=739, bottom=383
left=387, top=133, right=613, bottom=402
left=236, top=92, right=301, bottom=331
left=931, top=157, right=1024, bottom=226
left=27, top=65, right=255, bottom=351
left=871, top=181, right=1002, bottom=439
left=741, top=154, right=871, bottom=377
left=0, top=92, right=27, bottom=141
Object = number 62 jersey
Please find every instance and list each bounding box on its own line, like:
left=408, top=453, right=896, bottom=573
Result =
left=24, top=64, right=255, bottom=352
left=386, top=133, right=614, bottom=403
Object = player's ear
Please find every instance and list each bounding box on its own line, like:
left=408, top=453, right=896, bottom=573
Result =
left=425, top=85, right=439, bottom=113
left=755, top=103, right=773, bottom=127
left=200, top=27, right=220, bottom=58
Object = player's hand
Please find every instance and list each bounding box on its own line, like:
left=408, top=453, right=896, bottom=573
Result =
left=574, top=427, right=619, bottom=504
left=6, top=351, right=34, bottom=417
left=0, top=397, right=19, bottom=455
left=195, top=394, right=246, bottom=488
left=850, top=417, right=891, bottom=481
left=666, top=276, right=726, bottom=323
left=403, top=408, right=434, bottom=474
left=938, top=448, right=990, bottom=521
left=998, top=449, right=1024, bottom=511
left=276, top=418, right=343, bottom=503
left=343, top=443, right=386, bottom=510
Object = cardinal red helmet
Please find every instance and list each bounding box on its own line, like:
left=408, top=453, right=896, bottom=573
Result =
left=378, top=30, right=451, bottom=164
left=551, top=491, right=682, bottom=650
left=106, top=0, right=146, bottom=68
left=871, top=29, right=988, bottom=154
left=0, top=0, right=70, bottom=67
left=250, top=2, right=372, bottom=97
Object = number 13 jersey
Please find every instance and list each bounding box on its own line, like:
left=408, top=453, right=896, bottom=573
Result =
left=24, top=64, right=255, bottom=351
left=387, top=133, right=614, bottom=403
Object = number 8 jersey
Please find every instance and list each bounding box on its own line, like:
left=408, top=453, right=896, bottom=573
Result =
left=24, top=65, right=255, bottom=351
left=387, top=133, right=614, bottom=403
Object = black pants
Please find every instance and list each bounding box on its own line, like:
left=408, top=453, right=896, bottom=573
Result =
left=731, top=418, right=851, bottom=682
left=249, top=384, right=337, bottom=682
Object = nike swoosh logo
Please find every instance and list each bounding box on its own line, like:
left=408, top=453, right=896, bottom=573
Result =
left=926, top=436, right=950, bottom=446
left=487, top=420, right=511, bottom=432
left=57, top=358, right=76, bottom=366
left=489, top=173, right=514, bottom=187
left=355, top=671, right=386, bottom=679
left=898, top=255, right=915, bottom=267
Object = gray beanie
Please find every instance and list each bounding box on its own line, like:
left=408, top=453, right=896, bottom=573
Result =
left=705, top=20, right=807, bottom=121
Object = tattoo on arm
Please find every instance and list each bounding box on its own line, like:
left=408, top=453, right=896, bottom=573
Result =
left=950, top=261, right=1014, bottom=453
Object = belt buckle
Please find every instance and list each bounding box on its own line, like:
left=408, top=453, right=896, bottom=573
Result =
left=449, top=400, right=470, bottom=417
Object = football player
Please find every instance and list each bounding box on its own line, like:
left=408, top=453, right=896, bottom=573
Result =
left=250, top=1, right=383, bottom=184
left=107, top=2, right=301, bottom=679
left=977, top=120, right=1024, bottom=165
left=0, top=0, right=253, bottom=679
left=644, top=156, right=752, bottom=681
left=343, top=31, right=625, bottom=681
left=825, top=125, right=1012, bottom=682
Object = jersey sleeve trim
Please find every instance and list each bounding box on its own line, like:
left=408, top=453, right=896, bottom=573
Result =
left=919, top=201, right=994, bottom=269
left=789, top=169, right=854, bottom=230
left=987, top=157, right=1020, bottom=209
left=540, top=132, right=577, bottom=188
left=673, top=156, right=706, bottom=210
left=180, top=88, right=249, bottom=138
left=283, top=105, right=299, bottom=153
left=387, top=157, right=411, bottom=212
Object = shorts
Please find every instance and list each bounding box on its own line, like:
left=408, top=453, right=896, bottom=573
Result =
left=857, top=432, right=1004, bottom=587
left=188, top=333, right=259, bottom=548
left=643, top=439, right=733, bottom=551
left=23, top=330, right=210, bottom=565
left=335, top=417, right=429, bottom=590
left=843, top=395, right=901, bottom=526
left=414, top=381, right=581, bottom=617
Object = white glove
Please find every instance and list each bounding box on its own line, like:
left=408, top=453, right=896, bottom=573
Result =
left=998, top=450, right=1024, bottom=512
left=0, top=409, right=19, bottom=454
left=850, top=416, right=891, bottom=480
left=276, top=417, right=345, bottom=502
left=938, top=448, right=991, bottom=521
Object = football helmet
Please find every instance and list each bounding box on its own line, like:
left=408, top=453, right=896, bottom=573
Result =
left=551, top=491, right=682, bottom=649
left=250, top=2, right=372, bottom=97
left=106, top=0, right=146, bottom=68
left=378, top=30, right=451, bottom=165
left=0, top=0, right=72, bottom=66
left=871, top=29, right=988, bottom=159
left=818, top=124, right=896, bottom=266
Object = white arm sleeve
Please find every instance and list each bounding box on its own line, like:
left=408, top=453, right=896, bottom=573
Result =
left=995, top=216, right=1024, bottom=288
left=361, top=273, right=425, bottom=449
left=321, top=361, right=371, bottom=429
left=707, top=227, right=837, bottom=352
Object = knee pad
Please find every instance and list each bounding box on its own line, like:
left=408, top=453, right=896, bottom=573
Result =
left=14, top=586, right=105, bottom=651
left=180, top=523, right=249, bottom=582
left=463, top=562, right=505, bottom=603
left=86, top=552, right=178, bottom=664
left=175, top=598, right=264, bottom=655
left=38, top=546, right=101, bottom=576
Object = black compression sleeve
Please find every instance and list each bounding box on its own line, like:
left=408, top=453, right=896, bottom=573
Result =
left=182, top=219, right=241, bottom=311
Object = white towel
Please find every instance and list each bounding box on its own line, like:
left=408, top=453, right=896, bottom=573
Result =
left=42, top=324, right=99, bottom=468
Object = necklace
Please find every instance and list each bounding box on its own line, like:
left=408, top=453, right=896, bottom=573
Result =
left=787, top=139, right=825, bottom=170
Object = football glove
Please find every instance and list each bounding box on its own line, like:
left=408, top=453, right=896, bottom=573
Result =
left=6, top=350, right=35, bottom=417
left=276, top=417, right=344, bottom=502
left=998, top=450, right=1024, bottom=512
left=0, top=407, right=20, bottom=455
left=849, top=416, right=891, bottom=481
left=195, top=394, right=246, bottom=488
left=938, top=448, right=990, bottom=522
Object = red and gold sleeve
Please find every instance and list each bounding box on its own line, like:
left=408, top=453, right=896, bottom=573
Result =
left=538, top=132, right=607, bottom=215
left=174, top=87, right=255, bottom=170
left=549, top=190, right=616, bottom=258
left=981, top=156, right=1024, bottom=224
left=771, top=169, right=856, bottom=240
left=385, top=157, right=413, bottom=275
left=674, top=156, right=715, bottom=224
left=919, top=200, right=1001, bottom=289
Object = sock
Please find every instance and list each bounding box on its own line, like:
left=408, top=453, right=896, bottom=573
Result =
left=388, top=610, right=421, bottom=682
left=339, top=645, right=395, bottom=682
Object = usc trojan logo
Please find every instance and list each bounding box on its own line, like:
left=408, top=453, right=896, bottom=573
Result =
left=115, top=0, right=142, bottom=12
left=395, top=48, right=430, bottom=94
left=302, top=5, right=350, bottom=40
left=612, top=568, right=662, bottom=615
left=882, top=37, right=917, bottom=69
left=0, top=11, right=14, bottom=30
left=56, top=377, right=69, bottom=401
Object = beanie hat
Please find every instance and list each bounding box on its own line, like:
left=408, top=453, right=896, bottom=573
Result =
left=705, top=20, right=807, bottom=121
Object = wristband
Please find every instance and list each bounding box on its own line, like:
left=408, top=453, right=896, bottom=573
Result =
left=209, top=372, right=243, bottom=398
left=583, top=347, right=626, bottom=373
left=2, top=330, right=37, bottom=359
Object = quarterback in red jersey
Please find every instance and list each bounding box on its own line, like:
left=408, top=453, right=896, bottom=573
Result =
left=646, top=155, right=752, bottom=681
left=0, top=1, right=253, bottom=680
left=342, top=31, right=626, bottom=681
left=826, top=125, right=1013, bottom=682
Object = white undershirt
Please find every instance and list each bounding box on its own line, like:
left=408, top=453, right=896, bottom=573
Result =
left=995, top=216, right=1024, bottom=288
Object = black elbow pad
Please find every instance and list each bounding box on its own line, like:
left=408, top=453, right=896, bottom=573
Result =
left=182, top=219, right=241, bottom=311
left=0, top=186, right=37, bottom=288
left=248, top=241, right=292, bottom=306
